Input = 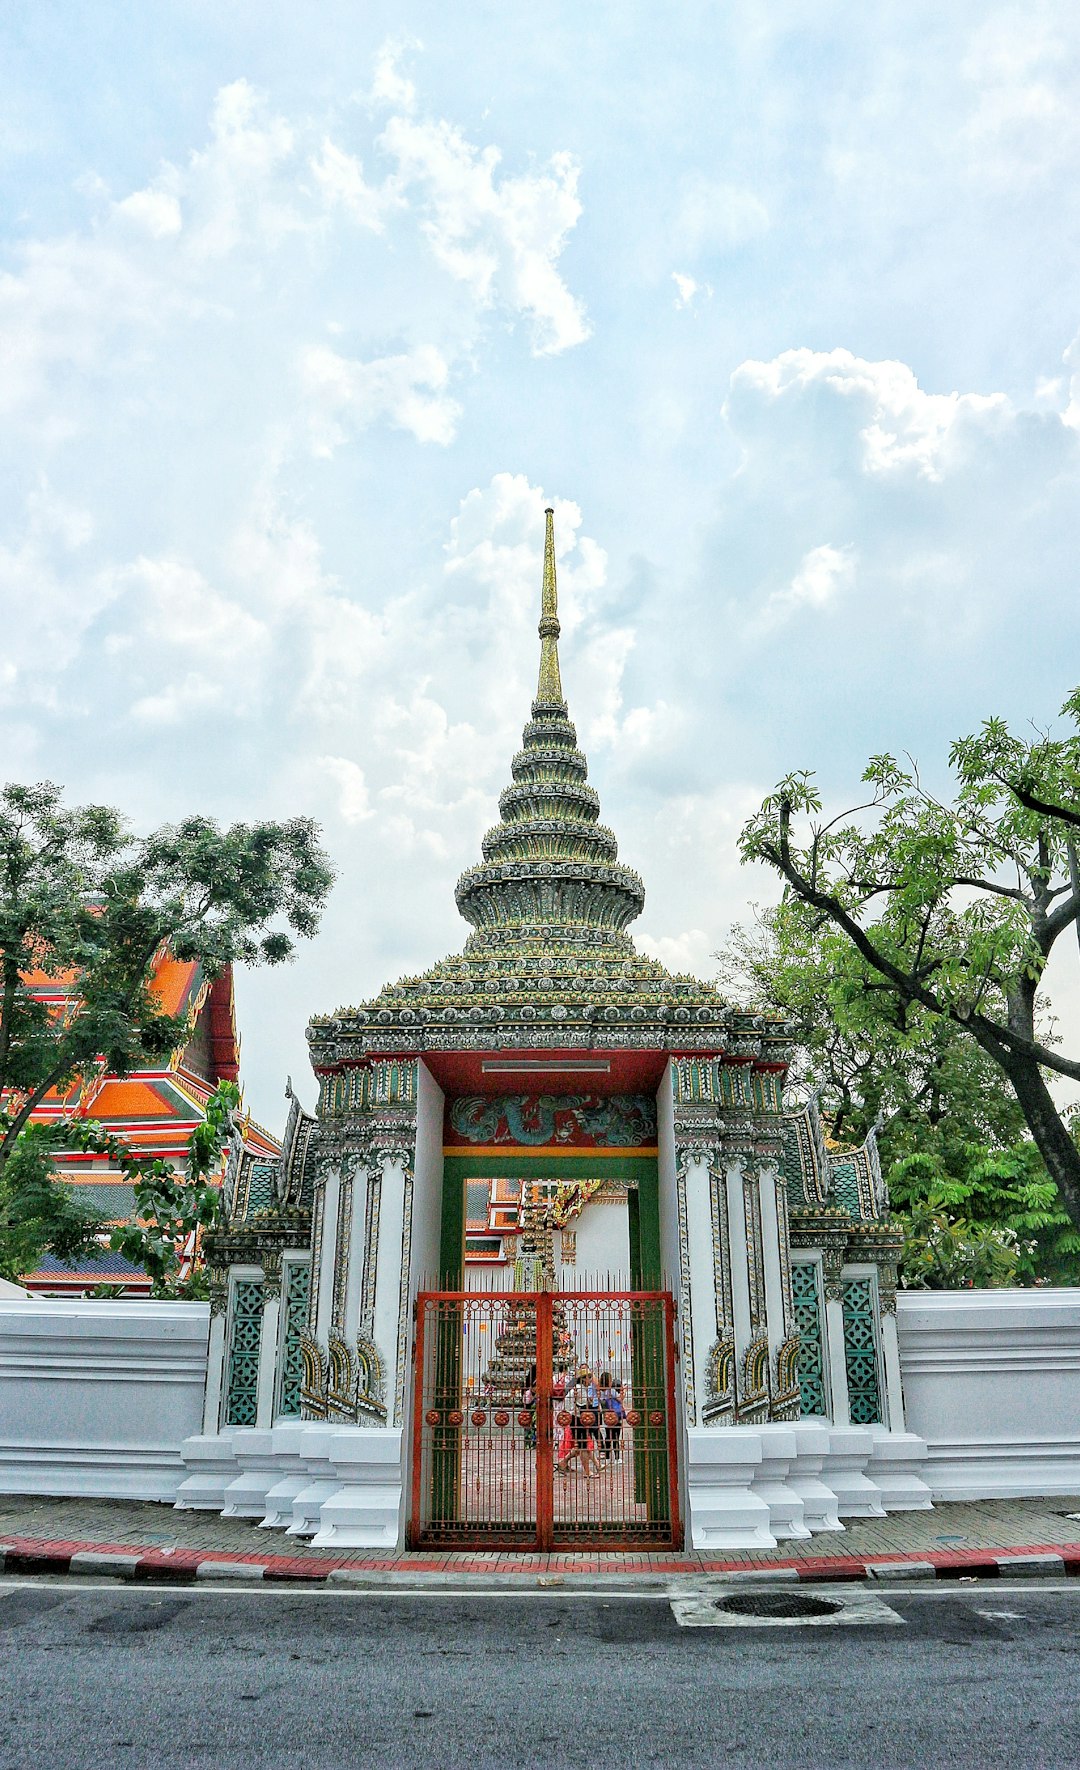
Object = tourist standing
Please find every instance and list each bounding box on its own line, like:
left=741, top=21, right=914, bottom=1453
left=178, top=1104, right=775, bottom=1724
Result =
left=600, top=1374, right=626, bottom=1463
left=561, top=1364, right=599, bottom=1478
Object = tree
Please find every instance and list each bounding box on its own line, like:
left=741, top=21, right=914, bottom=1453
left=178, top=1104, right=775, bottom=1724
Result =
left=0, top=780, right=334, bottom=1278
left=889, top=1145, right=1080, bottom=1289
left=715, top=902, right=1029, bottom=1172
left=0, top=1127, right=107, bottom=1284
left=739, top=689, right=1080, bottom=1228
left=716, top=903, right=1080, bottom=1287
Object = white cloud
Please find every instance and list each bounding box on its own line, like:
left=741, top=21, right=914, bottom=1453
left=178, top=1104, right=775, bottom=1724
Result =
left=318, top=755, right=374, bottom=822
left=728, top=348, right=1012, bottom=482
left=115, top=556, right=267, bottom=657
left=114, top=187, right=183, bottom=238
left=961, top=12, right=1078, bottom=182
left=0, top=486, right=103, bottom=702
left=300, top=341, right=460, bottom=450
left=130, top=672, right=231, bottom=726
left=757, top=542, right=856, bottom=630
left=672, top=272, right=698, bottom=308
left=0, top=58, right=588, bottom=447
left=378, top=115, right=589, bottom=355
left=368, top=38, right=420, bottom=115
left=637, top=929, right=714, bottom=975
left=309, top=138, right=389, bottom=231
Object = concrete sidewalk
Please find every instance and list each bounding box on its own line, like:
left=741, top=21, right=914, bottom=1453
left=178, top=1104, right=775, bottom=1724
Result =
left=2, top=1491, right=1080, bottom=1584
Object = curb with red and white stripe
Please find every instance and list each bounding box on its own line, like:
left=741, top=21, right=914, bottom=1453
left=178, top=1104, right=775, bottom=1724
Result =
left=3, top=1536, right=1080, bottom=1587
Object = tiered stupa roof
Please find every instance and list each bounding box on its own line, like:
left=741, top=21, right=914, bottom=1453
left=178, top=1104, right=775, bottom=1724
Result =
left=308, top=509, right=789, bottom=1066
left=454, top=509, right=645, bottom=947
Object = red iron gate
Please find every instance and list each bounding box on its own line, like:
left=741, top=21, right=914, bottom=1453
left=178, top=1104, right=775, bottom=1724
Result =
left=409, top=1290, right=680, bottom=1550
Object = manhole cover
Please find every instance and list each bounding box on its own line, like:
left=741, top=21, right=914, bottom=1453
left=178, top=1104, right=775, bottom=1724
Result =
left=715, top=1592, right=842, bottom=1620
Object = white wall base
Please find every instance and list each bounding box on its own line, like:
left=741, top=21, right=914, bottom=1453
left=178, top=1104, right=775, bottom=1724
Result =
left=683, top=1427, right=777, bottom=1551
left=819, top=1426, right=886, bottom=1517
left=221, top=1430, right=284, bottom=1518
left=310, top=1429, right=404, bottom=1550
left=864, top=1426, right=933, bottom=1511
left=258, top=1425, right=316, bottom=1528
left=749, top=1426, right=811, bottom=1540
left=917, top=1439, right=1080, bottom=1499
left=786, top=1420, right=844, bottom=1532
left=174, top=1432, right=242, bottom=1511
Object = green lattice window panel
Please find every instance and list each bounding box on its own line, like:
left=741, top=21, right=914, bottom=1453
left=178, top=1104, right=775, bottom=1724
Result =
left=791, top=1262, right=826, bottom=1416
left=226, top=1278, right=264, bottom=1426
left=842, top=1275, right=882, bottom=1425
left=277, top=1263, right=310, bottom=1418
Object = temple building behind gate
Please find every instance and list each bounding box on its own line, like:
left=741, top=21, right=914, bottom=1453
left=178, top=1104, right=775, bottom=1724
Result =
left=178, top=509, right=931, bottom=1550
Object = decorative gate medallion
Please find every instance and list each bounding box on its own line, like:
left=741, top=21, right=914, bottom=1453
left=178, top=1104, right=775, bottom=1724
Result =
left=409, top=1289, right=679, bottom=1550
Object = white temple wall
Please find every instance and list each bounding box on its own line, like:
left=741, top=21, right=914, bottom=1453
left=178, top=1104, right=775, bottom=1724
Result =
left=370, top=1160, right=407, bottom=1424
left=3, top=1289, right=1080, bottom=1531
left=725, top=1163, right=753, bottom=1353
left=759, top=1171, right=790, bottom=1357
left=312, top=1165, right=340, bottom=1344
left=0, top=1299, right=208, bottom=1501
left=558, top=1195, right=629, bottom=1287
left=655, top=1062, right=681, bottom=1320
left=410, top=1062, right=446, bottom=1297
left=896, top=1288, right=1080, bottom=1499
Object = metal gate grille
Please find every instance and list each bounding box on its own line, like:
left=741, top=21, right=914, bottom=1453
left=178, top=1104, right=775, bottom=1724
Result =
left=409, top=1290, right=679, bottom=1550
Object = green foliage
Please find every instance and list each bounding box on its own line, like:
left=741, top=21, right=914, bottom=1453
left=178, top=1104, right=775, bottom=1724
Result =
left=716, top=902, right=1027, bottom=1173
left=0, top=1080, right=239, bottom=1291
left=0, top=778, right=332, bottom=1282
left=890, top=1144, right=1080, bottom=1288
left=0, top=1124, right=106, bottom=1283
left=739, top=689, right=1080, bottom=1231
left=0, top=779, right=334, bottom=1177
left=895, top=1190, right=1021, bottom=1290
left=717, top=902, right=1080, bottom=1289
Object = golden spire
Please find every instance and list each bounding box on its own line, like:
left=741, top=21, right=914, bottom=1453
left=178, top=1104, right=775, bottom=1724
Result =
left=535, top=505, right=563, bottom=705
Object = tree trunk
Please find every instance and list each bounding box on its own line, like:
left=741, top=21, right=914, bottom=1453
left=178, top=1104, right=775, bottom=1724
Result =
left=997, top=1051, right=1080, bottom=1230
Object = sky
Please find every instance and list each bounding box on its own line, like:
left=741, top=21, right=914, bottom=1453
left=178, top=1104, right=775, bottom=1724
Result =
left=3, top=2, right=1080, bottom=1129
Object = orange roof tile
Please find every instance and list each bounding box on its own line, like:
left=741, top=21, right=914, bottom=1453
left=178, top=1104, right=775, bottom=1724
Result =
left=149, top=954, right=203, bottom=1019
left=88, top=1079, right=183, bottom=1120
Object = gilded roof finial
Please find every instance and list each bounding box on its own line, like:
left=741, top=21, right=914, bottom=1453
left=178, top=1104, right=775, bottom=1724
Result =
left=536, top=505, right=563, bottom=706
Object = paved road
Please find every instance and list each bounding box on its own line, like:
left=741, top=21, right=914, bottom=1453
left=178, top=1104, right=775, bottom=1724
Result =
left=1, top=1577, right=1078, bottom=1769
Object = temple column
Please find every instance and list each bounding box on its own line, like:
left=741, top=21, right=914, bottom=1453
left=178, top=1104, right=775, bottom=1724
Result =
left=255, top=1259, right=281, bottom=1429
left=202, top=1277, right=228, bottom=1436
left=311, top=1163, right=341, bottom=1345
left=822, top=1252, right=851, bottom=1425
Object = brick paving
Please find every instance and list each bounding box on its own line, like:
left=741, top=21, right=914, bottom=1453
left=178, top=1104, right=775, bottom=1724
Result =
left=2, top=1491, right=1080, bottom=1582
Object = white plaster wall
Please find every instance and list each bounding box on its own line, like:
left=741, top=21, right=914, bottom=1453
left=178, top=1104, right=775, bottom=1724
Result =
left=557, top=1196, right=629, bottom=1287
left=411, top=1062, right=446, bottom=1294
left=655, top=1063, right=680, bottom=1302
left=0, top=1299, right=209, bottom=1500
left=897, top=1288, right=1080, bottom=1498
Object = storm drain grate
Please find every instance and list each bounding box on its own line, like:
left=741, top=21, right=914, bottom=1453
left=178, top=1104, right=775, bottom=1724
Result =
left=715, top=1592, right=842, bottom=1620
left=670, top=1586, right=904, bottom=1629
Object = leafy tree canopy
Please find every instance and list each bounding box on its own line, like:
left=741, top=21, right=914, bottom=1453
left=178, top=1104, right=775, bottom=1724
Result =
left=716, top=901, right=1080, bottom=1286
left=739, top=689, right=1080, bottom=1232
left=0, top=779, right=333, bottom=1281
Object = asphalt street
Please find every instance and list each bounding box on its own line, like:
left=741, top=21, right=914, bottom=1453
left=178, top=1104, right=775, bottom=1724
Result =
left=1, top=1577, right=1078, bottom=1770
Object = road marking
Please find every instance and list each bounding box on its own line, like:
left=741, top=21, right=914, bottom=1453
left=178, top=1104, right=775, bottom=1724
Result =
left=0, top=1576, right=1077, bottom=1603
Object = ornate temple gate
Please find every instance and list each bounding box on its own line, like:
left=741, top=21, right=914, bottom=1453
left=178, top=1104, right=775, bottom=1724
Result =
left=409, top=1289, right=680, bottom=1550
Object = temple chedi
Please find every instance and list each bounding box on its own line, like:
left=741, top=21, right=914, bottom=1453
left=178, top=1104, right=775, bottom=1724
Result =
left=178, top=508, right=932, bottom=1552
